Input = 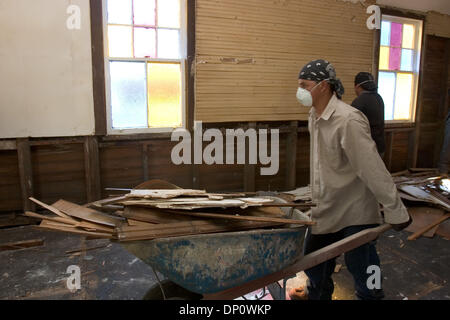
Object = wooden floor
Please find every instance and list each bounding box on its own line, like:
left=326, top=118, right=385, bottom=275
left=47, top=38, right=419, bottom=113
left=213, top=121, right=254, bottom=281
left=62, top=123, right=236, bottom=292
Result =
left=0, top=225, right=449, bottom=300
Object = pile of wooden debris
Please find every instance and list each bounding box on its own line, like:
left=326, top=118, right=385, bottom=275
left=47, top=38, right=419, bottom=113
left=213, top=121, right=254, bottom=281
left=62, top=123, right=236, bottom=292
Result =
left=392, top=168, right=450, bottom=240
left=25, top=180, right=315, bottom=242
left=394, top=168, right=450, bottom=211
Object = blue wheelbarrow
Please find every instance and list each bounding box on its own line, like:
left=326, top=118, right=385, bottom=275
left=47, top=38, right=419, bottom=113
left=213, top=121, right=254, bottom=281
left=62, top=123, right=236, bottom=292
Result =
left=120, top=223, right=390, bottom=300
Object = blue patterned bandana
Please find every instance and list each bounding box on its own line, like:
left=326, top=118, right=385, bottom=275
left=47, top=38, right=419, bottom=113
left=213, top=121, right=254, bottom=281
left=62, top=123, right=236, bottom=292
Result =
left=298, top=59, right=345, bottom=99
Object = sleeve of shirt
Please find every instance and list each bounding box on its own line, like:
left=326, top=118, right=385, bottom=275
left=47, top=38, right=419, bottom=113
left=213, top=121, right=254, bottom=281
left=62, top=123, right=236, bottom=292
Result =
left=341, top=114, right=410, bottom=225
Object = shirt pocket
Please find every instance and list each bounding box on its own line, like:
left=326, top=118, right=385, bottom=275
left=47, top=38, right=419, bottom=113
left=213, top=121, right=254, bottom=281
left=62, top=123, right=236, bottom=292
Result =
left=322, top=144, right=342, bottom=170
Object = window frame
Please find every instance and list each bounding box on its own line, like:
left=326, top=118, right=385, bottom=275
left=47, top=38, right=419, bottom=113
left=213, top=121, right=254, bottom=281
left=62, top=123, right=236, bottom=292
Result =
left=101, top=0, right=188, bottom=135
left=376, top=14, right=423, bottom=125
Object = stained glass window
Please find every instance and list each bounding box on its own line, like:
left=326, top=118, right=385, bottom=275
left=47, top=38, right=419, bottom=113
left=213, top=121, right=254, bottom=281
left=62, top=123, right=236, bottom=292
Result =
left=105, top=0, right=185, bottom=130
left=378, top=16, right=422, bottom=122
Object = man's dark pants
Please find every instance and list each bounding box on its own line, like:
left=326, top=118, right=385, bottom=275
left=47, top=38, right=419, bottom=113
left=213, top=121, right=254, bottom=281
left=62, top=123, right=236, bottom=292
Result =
left=304, top=224, right=384, bottom=300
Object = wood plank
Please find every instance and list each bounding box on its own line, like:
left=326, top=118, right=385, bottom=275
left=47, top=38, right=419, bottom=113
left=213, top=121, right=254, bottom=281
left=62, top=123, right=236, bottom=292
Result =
left=122, top=206, right=194, bottom=224
left=52, top=199, right=124, bottom=227
left=24, top=211, right=114, bottom=233
left=116, top=219, right=286, bottom=242
left=17, top=138, right=35, bottom=211
left=285, top=121, right=298, bottom=190
left=0, top=239, right=44, bottom=252
left=159, top=209, right=315, bottom=226
left=142, top=144, right=149, bottom=182
left=0, top=140, right=17, bottom=150
left=408, top=214, right=450, bottom=241
left=244, top=122, right=256, bottom=192
left=89, top=0, right=107, bottom=135
left=186, top=0, right=196, bottom=132
left=84, top=136, right=101, bottom=203
left=37, top=220, right=112, bottom=239
left=410, top=33, right=428, bottom=168
left=29, top=197, right=71, bottom=219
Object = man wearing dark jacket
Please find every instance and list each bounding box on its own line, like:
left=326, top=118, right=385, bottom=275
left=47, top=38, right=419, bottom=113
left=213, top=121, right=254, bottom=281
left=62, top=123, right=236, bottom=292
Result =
left=351, top=72, right=386, bottom=157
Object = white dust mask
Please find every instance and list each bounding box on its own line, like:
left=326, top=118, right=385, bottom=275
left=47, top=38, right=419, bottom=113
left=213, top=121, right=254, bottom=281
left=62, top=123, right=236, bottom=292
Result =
left=296, top=80, right=324, bottom=107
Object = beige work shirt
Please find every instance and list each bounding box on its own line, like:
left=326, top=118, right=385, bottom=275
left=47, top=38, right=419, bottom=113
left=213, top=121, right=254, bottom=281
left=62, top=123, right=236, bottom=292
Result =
left=308, top=94, right=410, bottom=234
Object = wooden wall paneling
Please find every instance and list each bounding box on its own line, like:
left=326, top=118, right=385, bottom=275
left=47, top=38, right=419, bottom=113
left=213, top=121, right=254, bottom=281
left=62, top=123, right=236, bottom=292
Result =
left=90, top=0, right=107, bottom=135
left=244, top=122, right=256, bottom=192
left=411, top=31, right=428, bottom=169
left=0, top=150, right=23, bottom=212
left=145, top=140, right=192, bottom=189
left=84, top=136, right=101, bottom=202
left=385, top=131, right=394, bottom=172
left=186, top=0, right=196, bottom=132
left=31, top=144, right=86, bottom=205
left=99, top=144, right=144, bottom=197
left=142, top=144, right=149, bottom=182
left=195, top=0, right=374, bottom=122
left=295, top=131, right=310, bottom=188
left=285, top=121, right=298, bottom=190
left=433, top=39, right=450, bottom=167
left=255, top=131, right=287, bottom=192
left=390, top=131, right=409, bottom=173
left=16, top=138, right=35, bottom=212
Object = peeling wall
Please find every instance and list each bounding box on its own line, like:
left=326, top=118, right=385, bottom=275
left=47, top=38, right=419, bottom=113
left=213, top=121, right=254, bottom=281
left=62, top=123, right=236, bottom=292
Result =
left=0, top=0, right=95, bottom=138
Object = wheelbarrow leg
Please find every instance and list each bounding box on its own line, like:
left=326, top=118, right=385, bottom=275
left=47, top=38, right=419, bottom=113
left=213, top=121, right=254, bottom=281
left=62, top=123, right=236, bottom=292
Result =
left=267, top=276, right=295, bottom=300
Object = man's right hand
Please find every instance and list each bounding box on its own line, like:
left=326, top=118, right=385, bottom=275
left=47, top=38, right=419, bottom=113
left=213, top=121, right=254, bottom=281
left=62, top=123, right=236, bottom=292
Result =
left=391, top=215, right=412, bottom=231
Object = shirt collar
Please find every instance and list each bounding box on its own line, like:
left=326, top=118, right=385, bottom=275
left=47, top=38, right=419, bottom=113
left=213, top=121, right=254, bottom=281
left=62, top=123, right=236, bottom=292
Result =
left=309, top=94, right=338, bottom=121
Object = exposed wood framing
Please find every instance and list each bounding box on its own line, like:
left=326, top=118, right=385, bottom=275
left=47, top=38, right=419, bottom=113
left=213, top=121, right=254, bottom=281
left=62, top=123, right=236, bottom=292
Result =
left=385, top=132, right=394, bottom=171
left=142, top=144, right=149, bottom=182
left=186, top=0, right=196, bottom=132
left=84, top=136, right=101, bottom=202
left=90, top=0, right=107, bottom=135
left=433, top=39, right=450, bottom=167
left=410, top=28, right=428, bottom=169
left=16, top=138, right=35, bottom=212
left=285, top=121, right=298, bottom=190
left=244, top=122, right=256, bottom=192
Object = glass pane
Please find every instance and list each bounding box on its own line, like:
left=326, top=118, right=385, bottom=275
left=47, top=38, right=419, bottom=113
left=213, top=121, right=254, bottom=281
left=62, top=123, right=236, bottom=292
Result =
left=134, top=0, right=156, bottom=26
left=157, top=29, right=180, bottom=59
left=108, top=25, right=133, bottom=57
left=380, top=21, right=391, bottom=46
left=389, top=47, right=401, bottom=71
left=400, top=49, right=413, bottom=72
left=148, top=63, right=182, bottom=128
left=107, top=0, right=132, bottom=24
left=394, top=73, right=413, bottom=120
left=390, top=22, right=403, bottom=47
left=378, top=72, right=396, bottom=120
left=110, top=61, right=148, bottom=129
left=402, top=24, right=415, bottom=49
left=157, top=0, right=180, bottom=28
left=379, top=46, right=389, bottom=70
left=134, top=27, right=156, bottom=58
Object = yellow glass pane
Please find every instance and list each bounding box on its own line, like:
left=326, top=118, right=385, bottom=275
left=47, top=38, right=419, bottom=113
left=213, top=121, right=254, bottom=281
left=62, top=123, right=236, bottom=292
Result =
left=402, top=24, right=415, bottom=49
left=379, top=46, right=389, bottom=70
left=394, top=73, right=413, bottom=120
left=147, top=63, right=182, bottom=128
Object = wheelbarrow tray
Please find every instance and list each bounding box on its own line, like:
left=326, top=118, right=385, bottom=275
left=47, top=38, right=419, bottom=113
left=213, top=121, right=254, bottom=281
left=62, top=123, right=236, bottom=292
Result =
left=120, top=227, right=306, bottom=294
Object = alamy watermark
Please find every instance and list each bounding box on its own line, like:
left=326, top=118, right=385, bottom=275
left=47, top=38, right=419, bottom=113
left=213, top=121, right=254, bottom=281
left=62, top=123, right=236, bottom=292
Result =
left=171, top=121, right=280, bottom=176
left=366, top=265, right=381, bottom=290
left=66, top=5, right=81, bottom=30
left=366, top=5, right=381, bottom=30
left=66, top=265, right=81, bottom=292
